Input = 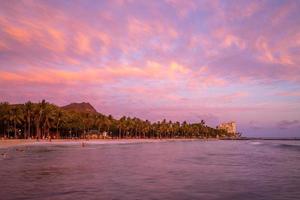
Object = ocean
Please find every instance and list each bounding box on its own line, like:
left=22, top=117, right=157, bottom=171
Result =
left=0, top=140, right=300, bottom=200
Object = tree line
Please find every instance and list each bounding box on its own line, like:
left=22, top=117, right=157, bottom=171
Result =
left=0, top=100, right=237, bottom=139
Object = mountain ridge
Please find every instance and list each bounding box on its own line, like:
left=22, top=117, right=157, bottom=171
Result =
left=61, top=102, right=97, bottom=113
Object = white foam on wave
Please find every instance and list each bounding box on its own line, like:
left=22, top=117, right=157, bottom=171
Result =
left=249, top=141, right=263, bottom=145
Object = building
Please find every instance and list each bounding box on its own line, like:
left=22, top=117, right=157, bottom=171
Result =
left=217, top=121, right=237, bottom=134
left=86, top=130, right=108, bottom=139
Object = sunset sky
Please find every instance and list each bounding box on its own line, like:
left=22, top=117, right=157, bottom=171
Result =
left=0, top=0, right=299, bottom=137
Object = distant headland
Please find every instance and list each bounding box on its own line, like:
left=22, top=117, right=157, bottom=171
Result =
left=0, top=100, right=241, bottom=140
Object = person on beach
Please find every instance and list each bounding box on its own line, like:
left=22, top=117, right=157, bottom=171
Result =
left=15, top=148, right=25, bottom=152
left=1, top=152, right=7, bottom=158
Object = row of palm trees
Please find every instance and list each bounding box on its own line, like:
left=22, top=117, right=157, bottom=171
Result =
left=0, top=100, right=236, bottom=139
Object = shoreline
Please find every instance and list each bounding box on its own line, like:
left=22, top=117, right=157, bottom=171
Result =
left=1, top=138, right=300, bottom=149
left=0, top=138, right=206, bottom=148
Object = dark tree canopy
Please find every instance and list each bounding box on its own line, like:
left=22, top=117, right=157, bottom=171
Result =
left=0, top=100, right=238, bottom=139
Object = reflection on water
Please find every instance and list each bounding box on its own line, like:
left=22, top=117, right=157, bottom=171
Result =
left=0, top=140, right=300, bottom=200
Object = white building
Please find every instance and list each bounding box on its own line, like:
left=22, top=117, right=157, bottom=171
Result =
left=217, top=121, right=237, bottom=134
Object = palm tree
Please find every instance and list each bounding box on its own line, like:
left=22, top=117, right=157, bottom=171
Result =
left=95, top=114, right=104, bottom=133
left=65, top=111, right=82, bottom=138
left=167, top=120, right=173, bottom=138
left=173, top=121, right=180, bottom=138
left=157, top=121, right=162, bottom=139
left=38, top=103, right=54, bottom=138
left=200, top=120, right=205, bottom=126
left=118, top=116, right=126, bottom=138
left=42, top=103, right=56, bottom=139
left=24, top=101, right=33, bottom=139
left=106, top=115, right=114, bottom=138
left=0, top=102, right=10, bottom=138
left=81, top=112, right=93, bottom=138
left=53, top=109, right=64, bottom=138
left=9, top=106, right=23, bottom=138
left=34, top=100, right=47, bottom=139
left=103, top=116, right=112, bottom=138
left=181, top=121, right=188, bottom=138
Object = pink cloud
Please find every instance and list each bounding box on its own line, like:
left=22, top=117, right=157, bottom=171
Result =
left=275, top=91, right=300, bottom=97
left=75, top=33, right=92, bottom=55
left=165, top=0, right=198, bottom=18
left=217, top=92, right=249, bottom=103
left=1, top=0, right=300, bottom=136
left=0, top=60, right=192, bottom=87
left=271, top=1, right=296, bottom=25
left=213, top=28, right=246, bottom=49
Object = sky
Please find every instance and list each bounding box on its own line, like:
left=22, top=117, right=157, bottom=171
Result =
left=0, top=0, right=299, bottom=137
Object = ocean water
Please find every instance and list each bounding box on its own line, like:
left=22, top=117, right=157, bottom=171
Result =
left=0, top=140, right=300, bottom=200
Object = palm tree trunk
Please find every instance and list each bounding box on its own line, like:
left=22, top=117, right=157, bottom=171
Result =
left=4, top=122, right=8, bottom=138
left=24, top=123, right=27, bottom=139
left=36, top=123, right=40, bottom=139
left=56, top=123, right=59, bottom=138
left=14, top=120, right=17, bottom=138
left=107, top=127, right=110, bottom=139
left=29, top=118, right=31, bottom=139
left=98, top=124, right=101, bottom=133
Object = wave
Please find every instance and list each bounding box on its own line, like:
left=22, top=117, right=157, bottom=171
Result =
left=275, top=143, right=300, bottom=151
left=249, top=141, right=300, bottom=152
left=249, top=141, right=263, bottom=145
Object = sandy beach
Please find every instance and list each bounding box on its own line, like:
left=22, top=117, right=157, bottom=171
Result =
left=0, top=138, right=202, bottom=149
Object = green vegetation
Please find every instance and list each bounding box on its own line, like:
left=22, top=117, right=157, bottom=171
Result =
left=0, top=100, right=236, bottom=139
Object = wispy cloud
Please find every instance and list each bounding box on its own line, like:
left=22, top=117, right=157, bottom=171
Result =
left=0, top=0, right=300, bottom=136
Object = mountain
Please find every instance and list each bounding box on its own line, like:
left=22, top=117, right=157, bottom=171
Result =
left=61, top=102, right=98, bottom=113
